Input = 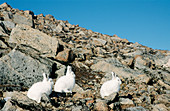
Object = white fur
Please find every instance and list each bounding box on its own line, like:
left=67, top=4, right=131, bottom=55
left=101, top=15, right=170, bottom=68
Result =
left=54, top=66, right=75, bottom=93
left=27, top=73, right=54, bottom=103
left=100, top=72, right=122, bottom=98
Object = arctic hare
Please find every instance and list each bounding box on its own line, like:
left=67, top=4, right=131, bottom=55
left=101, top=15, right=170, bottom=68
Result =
left=27, top=73, right=54, bottom=103
left=54, top=65, right=75, bottom=93
left=100, top=72, right=122, bottom=98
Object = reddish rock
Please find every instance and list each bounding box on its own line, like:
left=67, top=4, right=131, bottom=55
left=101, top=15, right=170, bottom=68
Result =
left=55, top=48, right=74, bottom=62
left=113, top=34, right=118, bottom=37
left=94, top=99, right=108, bottom=111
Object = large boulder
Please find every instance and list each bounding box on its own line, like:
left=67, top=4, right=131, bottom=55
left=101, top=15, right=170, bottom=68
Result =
left=9, top=24, right=59, bottom=58
left=91, top=58, right=134, bottom=81
left=0, top=44, right=64, bottom=90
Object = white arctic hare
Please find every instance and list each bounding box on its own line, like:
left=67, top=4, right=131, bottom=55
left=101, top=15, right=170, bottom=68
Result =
left=27, top=73, right=54, bottom=103
left=100, top=72, right=122, bottom=98
left=54, top=66, right=75, bottom=93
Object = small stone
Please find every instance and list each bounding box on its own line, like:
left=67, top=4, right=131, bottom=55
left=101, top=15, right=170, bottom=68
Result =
left=94, top=99, right=108, bottom=111
left=134, top=74, right=151, bottom=84
left=104, top=92, right=117, bottom=103
left=86, top=99, right=94, bottom=107
left=119, top=98, right=135, bottom=109
left=55, top=24, right=63, bottom=33
left=55, top=48, right=74, bottom=62
left=125, top=106, right=146, bottom=111
left=71, top=105, right=82, bottom=111
left=152, top=104, right=169, bottom=111
left=91, top=37, right=107, bottom=47
left=158, top=80, right=170, bottom=90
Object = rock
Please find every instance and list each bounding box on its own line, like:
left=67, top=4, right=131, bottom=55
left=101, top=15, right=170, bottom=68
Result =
left=163, top=58, right=170, bottom=68
left=1, top=100, right=17, bottom=111
left=0, top=40, right=8, bottom=48
left=0, top=3, right=9, bottom=8
left=119, top=98, right=135, bottom=109
left=10, top=91, right=43, bottom=110
left=2, top=21, right=15, bottom=30
left=0, top=46, right=63, bottom=89
left=134, top=55, right=147, bottom=69
left=55, top=24, right=63, bottom=33
left=71, top=105, right=82, bottom=111
left=155, top=56, right=170, bottom=67
left=1, top=91, right=43, bottom=111
left=73, top=61, right=89, bottom=69
left=9, top=24, right=59, bottom=58
left=94, top=47, right=106, bottom=56
left=157, top=80, right=170, bottom=90
left=13, top=13, right=33, bottom=27
left=55, top=48, right=74, bottom=62
left=0, top=24, right=8, bottom=36
left=94, top=99, right=108, bottom=111
left=54, top=65, right=66, bottom=79
left=152, top=104, right=169, bottom=111
left=91, top=37, right=107, bottom=47
left=40, top=93, right=52, bottom=108
left=91, top=59, right=133, bottom=80
left=125, top=106, right=146, bottom=111
left=124, top=50, right=143, bottom=57
left=0, top=99, right=5, bottom=109
left=72, top=84, right=84, bottom=94
left=0, top=48, right=11, bottom=58
left=134, top=74, right=151, bottom=84
left=103, top=92, right=117, bottom=103
left=154, top=94, right=170, bottom=106
left=86, top=99, right=94, bottom=107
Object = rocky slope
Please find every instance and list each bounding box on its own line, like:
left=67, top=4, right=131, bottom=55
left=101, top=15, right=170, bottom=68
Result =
left=0, top=2, right=170, bottom=111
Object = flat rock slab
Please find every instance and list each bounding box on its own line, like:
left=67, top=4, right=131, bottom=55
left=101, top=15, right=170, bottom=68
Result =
left=9, top=24, right=59, bottom=58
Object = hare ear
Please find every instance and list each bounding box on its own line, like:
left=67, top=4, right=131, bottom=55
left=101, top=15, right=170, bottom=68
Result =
left=66, top=65, right=72, bottom=75
left=43, top=73, right=48, bottom=82
left=111, top=72, right=116, bottom=78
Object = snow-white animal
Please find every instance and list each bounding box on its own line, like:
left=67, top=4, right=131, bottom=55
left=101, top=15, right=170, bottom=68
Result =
left=27, top=73, right=54, bottom=103
left=100, top=72, right=122, bottom=98
left=54, top=65, right=75, bottom=93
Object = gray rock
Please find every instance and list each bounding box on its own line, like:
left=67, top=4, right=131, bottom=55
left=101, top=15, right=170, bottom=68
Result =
left=13, top=13, right=33, bottom=27
left=124, top=50, right=143, bottom=57
left=103, top=92, right=117, bottom=103
left=55, top=65, right=66, bottom=79
left=119, top=98, right=134, bottom=105
left=0, top=45, right=63, bottom=89
left=152, top=104, right=169, bottom=111
left=91, top=37, right=107, bottom=47
left=11, top=91, right=43, bottom=110
left=1, top=100, right=17, bottom=111
left=134, top=56, right=147, bottom=70
left=0, top=40, right=8, bottom=48
left=72, top=84, right=84, bottom=94
left=91, top=59, right=134, bottom=82
left=71, top=105, right=82, bottom=111
left=0, top=24, right=8, bottom=36
left=1, top=91, right=43, bottom=111
left=125, top=106, right=146, bottom=111
left=134, top=74, right=151, bottom=84
left=9, top=24, right=59, bottom=58
left=1, top=11, right=13, bottom=20
left=55, top=24, right=63, bottom=33
left=2, top=21, right=15, bottom=30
